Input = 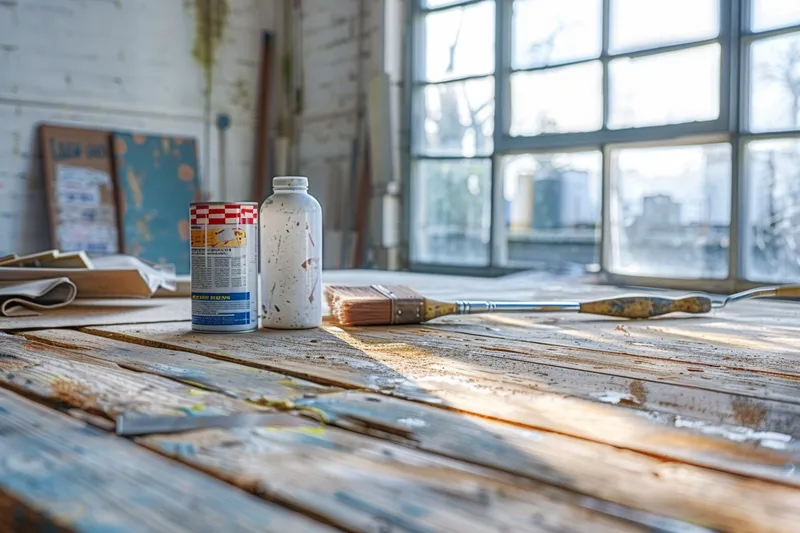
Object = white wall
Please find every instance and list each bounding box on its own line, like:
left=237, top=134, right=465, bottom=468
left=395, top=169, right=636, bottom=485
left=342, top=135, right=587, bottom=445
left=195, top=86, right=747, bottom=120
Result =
left=298, top=0, right=381, bottom=230
left=0, top=0, right=274, bottom=255
left=1, top=0, right=406, bottom=261
left=298, top=0, right=406, bottom=268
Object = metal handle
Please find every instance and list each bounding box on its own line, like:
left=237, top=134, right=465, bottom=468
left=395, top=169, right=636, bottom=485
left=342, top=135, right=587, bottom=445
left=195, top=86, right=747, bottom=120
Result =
left=722, top=284, right=800, bottom=306
left=456, top=301, right=580, bottom=314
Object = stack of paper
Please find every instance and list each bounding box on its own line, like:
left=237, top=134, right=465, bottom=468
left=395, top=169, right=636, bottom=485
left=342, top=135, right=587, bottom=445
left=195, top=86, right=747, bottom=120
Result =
left=0, top=250, right=179, bottom=315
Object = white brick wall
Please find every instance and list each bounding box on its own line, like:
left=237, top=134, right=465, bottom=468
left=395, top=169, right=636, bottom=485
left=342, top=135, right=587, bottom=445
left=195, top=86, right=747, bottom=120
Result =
left=0, top=0, right=273, bottom=255
left=0, top=0, right=406, bottom=259
left=298, top=0, right=383, bottom=228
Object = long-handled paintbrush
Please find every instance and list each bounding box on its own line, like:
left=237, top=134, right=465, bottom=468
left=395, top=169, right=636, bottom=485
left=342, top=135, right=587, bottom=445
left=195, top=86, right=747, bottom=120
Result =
left=325, top=284, right=800, bottom=326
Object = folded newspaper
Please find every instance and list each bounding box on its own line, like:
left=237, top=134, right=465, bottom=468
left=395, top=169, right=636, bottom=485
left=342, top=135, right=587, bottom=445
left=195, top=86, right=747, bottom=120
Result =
left=0, top=278, right=78, bottom=316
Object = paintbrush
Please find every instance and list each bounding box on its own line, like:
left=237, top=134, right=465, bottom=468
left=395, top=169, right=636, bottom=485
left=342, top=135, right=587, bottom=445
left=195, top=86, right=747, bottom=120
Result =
left=324, top=284, right=800, bottom=326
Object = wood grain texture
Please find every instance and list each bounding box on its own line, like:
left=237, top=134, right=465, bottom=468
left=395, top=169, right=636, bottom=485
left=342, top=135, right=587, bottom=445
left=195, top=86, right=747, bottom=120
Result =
left=0, top=298, right=189, bottom=331
left=0, top=332, right=256, bottom=419
left=299, top=391, right=800, bottom=533
left=22, top=328, right=800, bottom=531
left=84, top=322, right=800, bottom=488
left=0, top=337, right=659, bottom=532
left=0, top=387, right=337, bottom=533
left=139, top=425, right=650, bottom=533
left=348, top=325, right=800, bottom=435
left=84, top=321, right=439, bottom=397
left=24, top=329, right=338, bottom=403
left=430, top=304, right=800, bottom=379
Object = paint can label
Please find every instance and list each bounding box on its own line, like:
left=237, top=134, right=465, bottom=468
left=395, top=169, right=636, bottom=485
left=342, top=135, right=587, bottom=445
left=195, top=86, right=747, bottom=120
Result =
left=190, top=203, right=258, bottom=332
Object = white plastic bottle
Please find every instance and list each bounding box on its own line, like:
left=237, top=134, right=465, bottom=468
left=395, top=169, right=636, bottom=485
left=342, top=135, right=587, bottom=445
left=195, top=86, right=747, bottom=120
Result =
left=260, top=176, right=323, bottom=329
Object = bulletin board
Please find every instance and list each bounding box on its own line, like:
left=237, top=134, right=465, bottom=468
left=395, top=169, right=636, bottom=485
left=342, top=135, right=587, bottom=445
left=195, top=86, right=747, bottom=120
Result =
left=112, top=133, right=200, bottom=275
left=39, top=124, right=120, bottom=254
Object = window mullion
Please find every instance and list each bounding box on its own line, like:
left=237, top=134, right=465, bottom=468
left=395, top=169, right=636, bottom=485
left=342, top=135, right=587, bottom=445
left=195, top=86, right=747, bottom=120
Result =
left=727, top=0, right=743, bottom=284
left=599, top=0, right=611, bottom=275
left=601, top=0, right=611, bottom=128
left=491, top=0, right=511, bottom=266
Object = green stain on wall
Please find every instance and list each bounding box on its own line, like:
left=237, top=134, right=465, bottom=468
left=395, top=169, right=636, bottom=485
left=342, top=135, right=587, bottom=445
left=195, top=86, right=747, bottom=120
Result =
left=10, top=132, right=20, bottom=156
left=188, top=0, right=230, bottom=92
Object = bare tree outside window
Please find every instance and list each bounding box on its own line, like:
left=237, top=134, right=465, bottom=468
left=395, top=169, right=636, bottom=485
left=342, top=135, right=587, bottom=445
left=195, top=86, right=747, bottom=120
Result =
left=749, top=33, right=800, bottom=281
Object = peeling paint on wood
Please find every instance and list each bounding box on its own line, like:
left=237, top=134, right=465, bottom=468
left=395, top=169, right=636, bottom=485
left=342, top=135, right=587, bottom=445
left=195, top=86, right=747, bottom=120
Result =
left=0, top=388, right=334, bottom=533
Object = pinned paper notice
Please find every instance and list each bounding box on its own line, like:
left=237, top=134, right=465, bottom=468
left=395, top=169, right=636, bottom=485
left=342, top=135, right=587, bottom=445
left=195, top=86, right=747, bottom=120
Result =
left=55, top=165, right=117, bottom=253
left=56, top=164, right=110, bottom=207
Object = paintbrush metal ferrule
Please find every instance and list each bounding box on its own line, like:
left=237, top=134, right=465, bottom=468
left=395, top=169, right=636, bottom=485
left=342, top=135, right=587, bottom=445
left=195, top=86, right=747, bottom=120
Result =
left=372, top=285, right=425, bottom=324
left=456, top=301, right=581, bottom=314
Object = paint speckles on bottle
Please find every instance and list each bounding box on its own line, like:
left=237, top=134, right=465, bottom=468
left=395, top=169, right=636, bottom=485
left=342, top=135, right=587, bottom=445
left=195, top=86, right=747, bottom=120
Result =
left=260, top=176, right=322, bottom=330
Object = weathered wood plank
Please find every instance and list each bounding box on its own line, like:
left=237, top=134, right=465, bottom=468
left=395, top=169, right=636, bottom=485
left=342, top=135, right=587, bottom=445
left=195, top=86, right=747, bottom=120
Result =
left=322, top=270, right=800, bottom=380
left=298, top=391, right=800, bottom=533
left=0, top=333, right=258, bottom=419
left=0, top=336, right=664, bottom=532
left=138, top=425, right=652, bottom=533
left=84, top=322, right=440, bottom=399
left=16, top=327, right=798, bottom=531
left=84, top=322, right=800, bottom=489
left=341, top=325, right=800, bottom=435
left=81, top=318, right=800, bottom=438
left=0, top=298, right=190, bottom=331
left=430, top=308, right=800, bottom=379
left=0, top=387, right=338, bottom=533
left=24, top=329, right=338, bottom=403
left=84, top=319, right=800, bottom=434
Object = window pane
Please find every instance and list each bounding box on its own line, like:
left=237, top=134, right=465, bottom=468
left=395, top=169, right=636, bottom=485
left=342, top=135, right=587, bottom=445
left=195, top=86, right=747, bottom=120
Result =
left=512, top=0, right=601, bottom=70
left=420, top=1, right=494, bottom=82
left=510, top=62, right=602, bottom=136
left=609, top=143, right=731, bottom=279
left=749, top=32, right=800, bottom=133
left=609, top=44, right=720, bottom=129
left=412, top=159, right=492, bottom=265
left=751, top=0, right=800, bottom=32
left=418, top=77, right=494, bottom=156
left=610, top=0, right=719, bottom=53
left=503, top=152, right=601, bottom=266
left=744, top=138, right=800, bottom=282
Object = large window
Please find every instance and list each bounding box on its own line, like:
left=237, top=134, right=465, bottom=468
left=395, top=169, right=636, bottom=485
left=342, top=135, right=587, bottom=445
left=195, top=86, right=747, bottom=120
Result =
left=408, top=0, right=800, bottom=289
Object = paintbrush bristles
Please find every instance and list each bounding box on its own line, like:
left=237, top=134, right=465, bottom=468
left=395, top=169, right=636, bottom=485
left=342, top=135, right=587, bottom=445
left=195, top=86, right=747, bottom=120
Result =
left=325, top=285, right=394, bottom=326
left=324, top=285, right=430, bottom=326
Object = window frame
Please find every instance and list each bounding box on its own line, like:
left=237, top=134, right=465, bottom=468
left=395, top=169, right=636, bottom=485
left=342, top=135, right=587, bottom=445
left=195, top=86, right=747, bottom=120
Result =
left=405, top=0, right=800, bottom=290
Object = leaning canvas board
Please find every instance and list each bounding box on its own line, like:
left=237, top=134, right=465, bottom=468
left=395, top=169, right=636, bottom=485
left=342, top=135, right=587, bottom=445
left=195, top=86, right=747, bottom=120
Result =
left=112, top=133, right=201, bottom=275
left=39, top=125, right=119, bottom=254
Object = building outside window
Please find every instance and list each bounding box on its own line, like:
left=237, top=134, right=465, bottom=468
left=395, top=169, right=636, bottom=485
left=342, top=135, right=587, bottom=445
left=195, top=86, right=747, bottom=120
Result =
left=407, top=0, right=800, bottom=290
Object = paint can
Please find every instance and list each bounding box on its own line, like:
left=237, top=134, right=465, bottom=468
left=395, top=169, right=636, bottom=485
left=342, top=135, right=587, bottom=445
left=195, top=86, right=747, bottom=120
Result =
left=190, top=202, right=258, bottom=333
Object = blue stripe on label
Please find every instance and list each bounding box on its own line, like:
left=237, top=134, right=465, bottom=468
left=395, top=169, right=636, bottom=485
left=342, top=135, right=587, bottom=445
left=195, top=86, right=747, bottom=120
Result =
left=191, top=292, right=250, bottom=301
left=192, top=312, right=252, bottom=326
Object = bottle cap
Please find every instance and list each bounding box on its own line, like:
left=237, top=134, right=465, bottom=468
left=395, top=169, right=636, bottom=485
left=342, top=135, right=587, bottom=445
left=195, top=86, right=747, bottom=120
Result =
left=273, top=176, right=308, bottom=189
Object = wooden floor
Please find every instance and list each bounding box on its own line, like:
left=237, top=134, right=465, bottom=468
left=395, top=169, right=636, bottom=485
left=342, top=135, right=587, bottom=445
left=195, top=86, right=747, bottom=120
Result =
left=1, top=270, right=800, bottom=532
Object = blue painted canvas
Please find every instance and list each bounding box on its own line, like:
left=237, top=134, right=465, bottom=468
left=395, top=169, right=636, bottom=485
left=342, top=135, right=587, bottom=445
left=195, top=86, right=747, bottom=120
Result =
left=112, top=133, right=200, bottom=274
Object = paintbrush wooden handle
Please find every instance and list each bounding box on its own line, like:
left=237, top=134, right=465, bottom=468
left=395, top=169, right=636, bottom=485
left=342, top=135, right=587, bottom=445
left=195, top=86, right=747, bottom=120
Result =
left=775, top=285, right=800, bottom=297
left=579, top=295, right=712, bottom=319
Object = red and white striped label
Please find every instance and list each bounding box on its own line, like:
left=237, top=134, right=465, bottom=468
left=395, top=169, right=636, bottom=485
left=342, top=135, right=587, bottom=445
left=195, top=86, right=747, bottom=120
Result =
left=190, top=204, right=258, bottom=225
